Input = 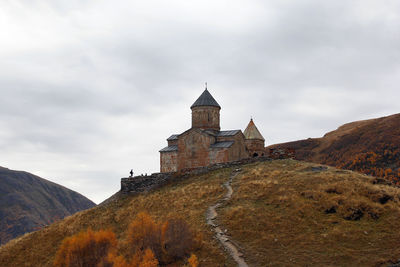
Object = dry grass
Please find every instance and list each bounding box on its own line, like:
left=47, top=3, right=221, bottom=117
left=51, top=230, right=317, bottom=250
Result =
left=0, top=168, right=234, bottom=267
left=219, top=159, right=400, bottom=267
left=2, top=160, right=400, bottom=267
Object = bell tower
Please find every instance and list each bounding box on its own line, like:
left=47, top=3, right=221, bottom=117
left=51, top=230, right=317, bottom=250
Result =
left=243, top=118, right=265, bottom=157
left=190, top=89, right=221, bottom=131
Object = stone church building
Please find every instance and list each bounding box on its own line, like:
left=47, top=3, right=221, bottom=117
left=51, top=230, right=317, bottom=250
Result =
left=159, top=89, right=266, bottom=173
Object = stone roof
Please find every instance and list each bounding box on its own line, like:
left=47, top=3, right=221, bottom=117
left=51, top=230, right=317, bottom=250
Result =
left=159, top=145, right=178, bottom=152
left=190, top=89, right=221, bottom=109
left=167, top=134, right=179, bottom=141
left=243, top=119, right=265, bottom=141
left=217, top=130, right=241, bottom=136
left=210, top=141, right=234, bottom=148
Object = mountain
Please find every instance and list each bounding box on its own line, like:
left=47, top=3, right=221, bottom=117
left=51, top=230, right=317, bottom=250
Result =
left=268, top=113, right=400, bottom=184
left=0, top=166, right=96, bottom=245
left=1, top=160, right=400, bottom=266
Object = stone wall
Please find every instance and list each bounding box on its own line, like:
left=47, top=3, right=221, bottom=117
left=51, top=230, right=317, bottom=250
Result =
left=269, top=148, right=295, bottom=159
left=208, top=147, right=229, bottom=165
left=177, top=129, right=214, bottom=171
left=191, top=106, right=220, bottom=130
left=160, top=151, right=178, bottom=172
left=121, top=172, right=175, bottom=193
left=121, top=156, right=275, bottom=194
left=245, top=139, right=265, bottom=157
left=245, top=139, right=264, bottom=152
left=227, top=133, right=248, bottom=161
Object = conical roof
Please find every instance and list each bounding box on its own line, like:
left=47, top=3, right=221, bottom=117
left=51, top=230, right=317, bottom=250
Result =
left=190, top=89, right=221, bottom=109
left=244, top=119, right=265, bottom=141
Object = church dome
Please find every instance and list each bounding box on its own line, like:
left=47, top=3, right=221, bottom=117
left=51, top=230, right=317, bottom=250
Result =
left=244, top=119, right=265, bottom=141
left=190, top=89, right=221, bottom=109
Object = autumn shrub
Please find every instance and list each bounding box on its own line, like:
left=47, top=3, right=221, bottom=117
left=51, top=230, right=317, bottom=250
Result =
left=126, top=212, right=162, bottom=260
left=108, top=248, right=158, bottom=267
left=140, top=249, right=159, bottom=267
left=161, top=218, right=195, bottom=262
left=55, top=212, right=198, bottom=267
left=54, top=228, right=117, bottom=267
left=188, top=253, right=199, bottom=267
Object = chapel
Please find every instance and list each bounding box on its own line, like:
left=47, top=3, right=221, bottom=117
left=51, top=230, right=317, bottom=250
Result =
left=159, top=89, right=266, bottom=172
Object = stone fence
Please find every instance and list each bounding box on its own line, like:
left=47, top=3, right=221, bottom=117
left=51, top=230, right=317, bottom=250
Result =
left=120, top=156, right=274, bottom=194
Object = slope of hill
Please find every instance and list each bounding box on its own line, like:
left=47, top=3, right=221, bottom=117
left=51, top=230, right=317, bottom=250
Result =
left=268, top=113, right=400, bottom=184
left=0, top=166, right=96, bottom=245
left=1, top=160, right=400, bottom=266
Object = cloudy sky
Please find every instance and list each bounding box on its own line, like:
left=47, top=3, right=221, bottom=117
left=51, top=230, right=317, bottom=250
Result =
left=0, top=0, right=399, bottom=203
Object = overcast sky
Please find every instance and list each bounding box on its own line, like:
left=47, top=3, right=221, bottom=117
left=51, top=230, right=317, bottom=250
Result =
left=0, top=0, right=399, bottom=203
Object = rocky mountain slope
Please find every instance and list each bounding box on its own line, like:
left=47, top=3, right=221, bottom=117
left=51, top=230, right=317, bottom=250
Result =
left=0, top=166, right=95, bottom=245
left=268, top=113, right=400, bottom=184
left=1, top=160, right=399, bottom=266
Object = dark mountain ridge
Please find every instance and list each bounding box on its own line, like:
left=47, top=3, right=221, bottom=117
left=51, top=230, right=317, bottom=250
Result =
left=0, top=166, right=95, bottom=245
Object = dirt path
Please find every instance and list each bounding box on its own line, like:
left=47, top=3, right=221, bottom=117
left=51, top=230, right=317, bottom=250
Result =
left=206, top=168, right=249, bottom=267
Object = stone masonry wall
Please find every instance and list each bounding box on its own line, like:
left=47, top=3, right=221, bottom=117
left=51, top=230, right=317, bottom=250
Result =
left=121, top=156, right=274, bottom=194
left=191, top=106, right=220, bottom=130
left=121, top=172, right=174, bottom=193
left=160, top=151, right=178, bottom=172
left=245, top=139, right=265, bottom=152
left=177, top=130, right=214, bottom=171
left=208, top=147, right=229, bottom=165
left=228, top=133, right=248, bottom=161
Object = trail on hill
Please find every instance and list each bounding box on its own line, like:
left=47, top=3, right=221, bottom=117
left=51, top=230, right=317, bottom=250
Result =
left=206, top=169, right=249, bottom=267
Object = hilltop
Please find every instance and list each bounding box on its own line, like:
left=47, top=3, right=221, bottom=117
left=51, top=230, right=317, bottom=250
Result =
left=0, top=167, right=95, bottom=245
left=268, top=113, right=400, bottom=184
left=1, top=160, right=400, bottom=266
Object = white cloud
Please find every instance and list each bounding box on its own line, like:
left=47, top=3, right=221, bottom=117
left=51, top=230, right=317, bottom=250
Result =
left=0, top=0, right=399, bottom=203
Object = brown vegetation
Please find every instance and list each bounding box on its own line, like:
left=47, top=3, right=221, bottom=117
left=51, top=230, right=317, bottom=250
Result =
left=54, top=228, right=117, bottom=267
left=126, top=212, right=162, bottom=260
left=2, top=160, right=400, bottom=266
left=54, top=211, right=196, bottom=267
left=0, top=168, right=232, bottom=267
left=187, top=254, right=199, bottom=267
left=219, top=160, right=400, bottom=266
left=161, top=218, right=196, bottom=263
left=268, top=113, right=400, bottom=184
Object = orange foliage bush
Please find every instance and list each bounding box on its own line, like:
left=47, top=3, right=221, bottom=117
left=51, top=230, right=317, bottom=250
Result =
left=109, top=248, right=158, bottom=267
left=126, top=212, right=162, bottom=259
left=55, top=212, right=198, bottom=267
left=54, top=228, right=117, bottom=267
left=276, top=115, right=400, bottom=186
left=338, top=147, right=400, bottom=185
left=188, top=253, right=199, bottom=267
left=140, top=249, right=159, bottom=267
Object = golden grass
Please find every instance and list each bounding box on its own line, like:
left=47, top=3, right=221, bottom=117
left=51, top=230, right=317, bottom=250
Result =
left=2, top=160, right=400, bottom=267
left=0, top=168, right=235, bottom=267
left=219, top=159, right=400, bottom=267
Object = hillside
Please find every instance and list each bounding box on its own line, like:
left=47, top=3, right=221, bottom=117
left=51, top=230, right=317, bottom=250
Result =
left=268, top=113, right=400, bottom=184
left=1, top=160, right=400, bottom=266
left=0, top=166, right=96, bottom=245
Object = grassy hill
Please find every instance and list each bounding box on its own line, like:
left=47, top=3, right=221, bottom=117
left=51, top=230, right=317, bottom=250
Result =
left=268, top=113, right=400, bottom=185
left=1, top=160, right=400, bottom=266
left=0, top=167, right=95, bottom=245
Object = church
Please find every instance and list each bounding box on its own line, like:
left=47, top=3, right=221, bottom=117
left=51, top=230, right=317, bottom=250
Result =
left=159, top=89, right=266, bottom=173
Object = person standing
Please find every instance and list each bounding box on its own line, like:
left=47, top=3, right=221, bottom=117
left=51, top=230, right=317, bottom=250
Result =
left=129, top=169, right=133, bottom=177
